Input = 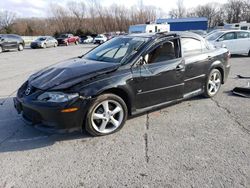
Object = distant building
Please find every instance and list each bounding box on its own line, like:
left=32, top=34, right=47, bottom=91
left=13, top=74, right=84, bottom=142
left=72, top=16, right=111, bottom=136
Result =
left=156, top=17, right=208, bottom=31
left=128, top=23, right=170, bottom=34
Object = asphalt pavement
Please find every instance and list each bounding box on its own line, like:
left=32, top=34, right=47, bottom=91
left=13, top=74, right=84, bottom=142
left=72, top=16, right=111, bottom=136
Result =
left=0, top=45, right=249, bottom=188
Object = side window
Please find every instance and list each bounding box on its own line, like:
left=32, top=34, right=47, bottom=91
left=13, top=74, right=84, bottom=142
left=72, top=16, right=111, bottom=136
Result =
left=181, top=38, right=202, bottom=55
left=236, top=32, right=250, bottom=39
left=146, top=39, right=180, bottom=64
left=7, top=35, right=15, bottom=42
left=220, top=32, right=235, bottom=41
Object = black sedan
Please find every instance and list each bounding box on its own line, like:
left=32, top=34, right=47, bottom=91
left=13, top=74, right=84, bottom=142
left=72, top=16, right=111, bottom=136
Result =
left=14, top=32, right=231, bottom=136
left=0, top=34, right=25, bottom=53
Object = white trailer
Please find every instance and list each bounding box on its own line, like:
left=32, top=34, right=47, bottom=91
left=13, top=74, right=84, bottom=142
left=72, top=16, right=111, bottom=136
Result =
left=224, top=22, right=250, bottom=30
left=129, top=23, right=170, bottom=34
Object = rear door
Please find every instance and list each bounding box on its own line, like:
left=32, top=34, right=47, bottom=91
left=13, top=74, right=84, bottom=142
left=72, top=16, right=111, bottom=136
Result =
left=7, top=35, right=18, bottom=49
left=234, top=31, right=250, bottom=54
left=182, top=37, right=211, bottom=94
left=130, top=38, right=185, bottom=109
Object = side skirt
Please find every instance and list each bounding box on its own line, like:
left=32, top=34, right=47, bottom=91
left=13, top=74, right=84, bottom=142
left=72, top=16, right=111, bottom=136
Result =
left=131, top=89, right=204, bottom=117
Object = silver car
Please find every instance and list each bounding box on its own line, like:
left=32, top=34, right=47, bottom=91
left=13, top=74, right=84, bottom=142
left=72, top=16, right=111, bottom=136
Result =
left=30, top=36, right=58, bottom=49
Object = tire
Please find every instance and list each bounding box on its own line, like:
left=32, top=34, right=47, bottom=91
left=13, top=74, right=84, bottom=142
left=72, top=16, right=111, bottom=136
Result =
left=0, top=46, right=2, bottom=53
left=54, top=42, right=57, bottom=47
left=75, top=40, right=79, bottom=45
left=43, top=44, right=47, bottom=49
left=248, top=50, right=250, bottom=57
left=18, top=44, right=24, bottom=51
left=85, top=94, right=128, bottom=136
left=66, top=42, right=69, bottom=46
left=204, top=69, right=222, bottom=98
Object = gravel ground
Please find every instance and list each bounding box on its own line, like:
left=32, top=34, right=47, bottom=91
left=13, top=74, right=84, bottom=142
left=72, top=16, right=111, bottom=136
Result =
left=0, top=45, right=249, bottom=188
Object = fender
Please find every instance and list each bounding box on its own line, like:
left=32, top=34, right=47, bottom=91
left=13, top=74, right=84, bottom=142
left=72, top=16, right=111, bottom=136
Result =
left=209, top=60, right=225, bottom=83
left=76, top=70, right=136, bottom=114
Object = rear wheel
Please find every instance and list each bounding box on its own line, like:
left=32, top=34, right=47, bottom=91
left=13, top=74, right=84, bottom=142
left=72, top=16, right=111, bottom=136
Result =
left=85, top=94, right=128, bottom=136
left=18, top=44, right=24, bottom=51
left=204, top=69, right=222, bottom=98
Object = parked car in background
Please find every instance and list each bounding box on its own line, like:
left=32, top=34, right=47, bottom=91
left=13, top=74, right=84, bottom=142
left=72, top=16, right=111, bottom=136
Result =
left=205, top=30, right=250, bottom=56
left=30, top=36, right=58, bottom=49
left=94, top=34, right=107, bottom=44
left=80, top=36, right=93, bottom=44
left=14, top=32, right=230, bottom=136
left=56, top=34, right=79, bottom=46
left=0, top=34, right=25, bottom=53
left=189, top=30, right=207, bottom=37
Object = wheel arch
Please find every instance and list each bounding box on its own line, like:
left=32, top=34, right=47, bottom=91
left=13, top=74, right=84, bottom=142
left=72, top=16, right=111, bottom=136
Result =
left=210, top=60, right=225, bottom=84
left=99, top=88, right=132, bottom=116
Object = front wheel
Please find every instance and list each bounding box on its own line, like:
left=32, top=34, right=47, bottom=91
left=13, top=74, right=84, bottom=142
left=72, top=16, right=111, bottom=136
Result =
left=0, top=46, right=2, bottom=53
left=204, top=69, right=222, bottom=98
left=18, top=44, right=24, bottom=51
left=85, top=94, right=128, bottom=136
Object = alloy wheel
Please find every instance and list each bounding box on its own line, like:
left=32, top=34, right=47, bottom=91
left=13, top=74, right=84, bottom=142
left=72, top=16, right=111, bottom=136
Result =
left=91, top=100, right=124, bottom=134
left=18, top=44, right=23, bottom=51
left=208, top=71, right=221, bottom=96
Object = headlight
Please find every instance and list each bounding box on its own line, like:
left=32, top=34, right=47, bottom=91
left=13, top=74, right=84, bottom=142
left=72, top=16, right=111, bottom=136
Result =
left=37, top=92, right=79, bottom=103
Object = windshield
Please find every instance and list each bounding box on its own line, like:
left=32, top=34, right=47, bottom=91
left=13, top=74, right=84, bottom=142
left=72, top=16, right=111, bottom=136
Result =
left=205, top=32, right=223, bottom=41
left=84, top=36, right=149, bottom=63
left=96, top=35, right=104, bottom=38
left=35, top=37, right=47, bottom=41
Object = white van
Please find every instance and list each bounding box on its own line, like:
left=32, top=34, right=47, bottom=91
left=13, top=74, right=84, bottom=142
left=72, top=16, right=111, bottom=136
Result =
left=129, top=23, right=170, bottom=34
left=205, top=30, right=250, bottom=56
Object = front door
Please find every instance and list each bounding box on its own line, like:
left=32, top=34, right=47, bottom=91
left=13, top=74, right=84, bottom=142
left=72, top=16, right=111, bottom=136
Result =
left=130, top=38, right=185, bottom=109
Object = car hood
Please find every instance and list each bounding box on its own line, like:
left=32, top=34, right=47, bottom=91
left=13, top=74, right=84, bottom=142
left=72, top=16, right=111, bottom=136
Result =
left=28, top=58, right=120, bottom=90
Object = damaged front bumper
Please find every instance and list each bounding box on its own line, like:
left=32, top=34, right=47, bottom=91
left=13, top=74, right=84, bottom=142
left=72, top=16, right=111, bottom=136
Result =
left=13, top=96, right=91, bottom=133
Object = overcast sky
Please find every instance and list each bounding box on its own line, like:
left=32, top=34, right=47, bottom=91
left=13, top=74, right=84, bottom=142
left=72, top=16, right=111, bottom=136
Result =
left=0, top=0, right=228, bottom=18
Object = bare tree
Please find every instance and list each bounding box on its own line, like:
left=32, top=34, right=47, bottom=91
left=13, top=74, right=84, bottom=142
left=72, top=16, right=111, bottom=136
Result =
left=0, top=10, right=16, bottom=33
left=169, top=0, right=186, bottom=18
left=194, top=3, right=221, bottom=27
left=224, top=0, right=246, bottom=23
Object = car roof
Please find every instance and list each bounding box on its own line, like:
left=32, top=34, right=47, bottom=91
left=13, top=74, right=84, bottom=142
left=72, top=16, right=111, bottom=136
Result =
left=128, top=31, right=204, bottom=41
left=218, top=30, right=250, bottom=33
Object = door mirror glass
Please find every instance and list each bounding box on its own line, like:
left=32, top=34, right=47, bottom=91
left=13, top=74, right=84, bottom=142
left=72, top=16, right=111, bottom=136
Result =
left=135, top=56, right=144, bottom=67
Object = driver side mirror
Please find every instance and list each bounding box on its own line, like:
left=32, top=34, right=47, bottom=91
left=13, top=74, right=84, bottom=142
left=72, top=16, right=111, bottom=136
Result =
left=217, top=38, right=224, bottom=42
left=135, top=56, right=147, bottom=67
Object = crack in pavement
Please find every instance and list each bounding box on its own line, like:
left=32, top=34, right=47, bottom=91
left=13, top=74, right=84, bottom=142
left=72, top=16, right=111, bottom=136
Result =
left=144, top=133, right=149, bottom=163
left=144, top=113, right=150, bottom=163
left=146, top=113, right=149, bottom=130
left=211, top=98, right=250, bottom=135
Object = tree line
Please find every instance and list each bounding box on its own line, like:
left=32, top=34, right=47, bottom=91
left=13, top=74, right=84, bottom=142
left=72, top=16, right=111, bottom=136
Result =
left=0, top=0, right=250, bottom=36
